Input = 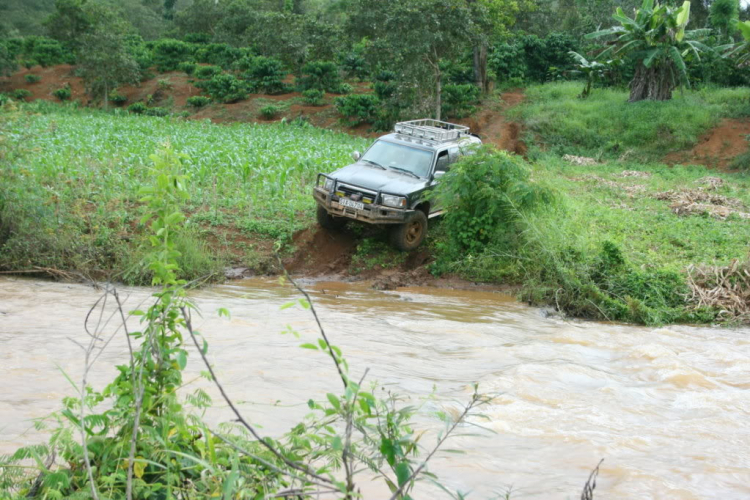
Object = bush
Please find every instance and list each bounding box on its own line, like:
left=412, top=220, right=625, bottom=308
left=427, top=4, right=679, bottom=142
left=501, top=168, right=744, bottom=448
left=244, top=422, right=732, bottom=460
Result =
left=442, top=84, right=480, bottom=118
left=12, top=89, right=31, bottom=101
left=243, top=56, right=287, bottom=94
left=297, top=60, right=342, bottom=92
left=301, top=88, right=324, bottom=106
left=158, top=78, right=173, bottom=91
left=194, top=65, right=222, bottom=79
left=260, top=105, right=280, bottom=119
left=109, top=90, right=127, bottom=106
left=24, top=74, right=41, bottom=83
left=144, top=106, right=170, bottom=117
left=195, top=73, right=248, bottom=103
left=337, top=82, right=353, bottom=94
left=0, top=93, right=9, bottom=106
left=152, top=39, right=195, bottom=72
left=193, top=43, right=243, bottom=69
left=335, top=94, right=380, bottom=124
left=187, top=95, right=211, bottom=107
left=27, top=37, right=72, bottom=67
left=179, top=61, right=197, bottom=75
left=490, top=33, right=579, bottom=84
left=127, top=102, right=147, bottom=114
left=52, top=84, right=71, bottom=101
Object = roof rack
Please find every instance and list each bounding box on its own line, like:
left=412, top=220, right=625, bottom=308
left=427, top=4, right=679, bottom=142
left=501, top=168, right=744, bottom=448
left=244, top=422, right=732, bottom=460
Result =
left=393, top=119, right=469, bottom=143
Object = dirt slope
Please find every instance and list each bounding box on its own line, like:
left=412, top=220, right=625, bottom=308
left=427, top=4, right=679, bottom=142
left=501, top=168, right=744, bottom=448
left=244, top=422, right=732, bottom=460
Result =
left=664, top=118, right=750, bottom=170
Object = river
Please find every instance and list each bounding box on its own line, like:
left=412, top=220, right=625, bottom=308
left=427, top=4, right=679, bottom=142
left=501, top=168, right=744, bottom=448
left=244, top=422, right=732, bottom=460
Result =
left=1, top=276, right=749, bottom=499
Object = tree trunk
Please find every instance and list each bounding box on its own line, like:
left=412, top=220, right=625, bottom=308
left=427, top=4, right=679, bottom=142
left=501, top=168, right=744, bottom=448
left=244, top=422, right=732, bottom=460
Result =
left=435, top=67, right=442, bottom=121
left=103, top=82, right=108, bottom=110
left=628, top=63, right=674, bottom=102
left=473, top=43, right=489, bottom=93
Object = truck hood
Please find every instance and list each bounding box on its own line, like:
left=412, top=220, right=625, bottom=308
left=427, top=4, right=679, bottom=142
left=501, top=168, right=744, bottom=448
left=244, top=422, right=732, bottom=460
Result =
left=330, top=162, right=429, bottom=195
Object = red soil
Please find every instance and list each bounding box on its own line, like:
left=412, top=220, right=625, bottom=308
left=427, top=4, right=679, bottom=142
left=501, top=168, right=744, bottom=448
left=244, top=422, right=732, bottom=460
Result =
left=664, top=118, right=750, bottom=170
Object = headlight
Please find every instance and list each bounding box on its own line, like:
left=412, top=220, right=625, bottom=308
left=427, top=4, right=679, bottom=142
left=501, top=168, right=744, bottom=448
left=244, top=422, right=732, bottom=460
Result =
left=381, top=194, right=406, bottom=208
left=323, top=178, right=335, bottom=191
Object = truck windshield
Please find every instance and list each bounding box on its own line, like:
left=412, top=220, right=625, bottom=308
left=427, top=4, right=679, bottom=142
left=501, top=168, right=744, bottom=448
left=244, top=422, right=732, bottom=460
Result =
left=360, top=141, right=434, bottom=178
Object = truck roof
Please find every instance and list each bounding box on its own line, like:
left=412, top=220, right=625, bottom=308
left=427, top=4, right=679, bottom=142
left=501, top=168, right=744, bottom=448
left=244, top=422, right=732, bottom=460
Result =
left=379, top=119, right=482, bottom=151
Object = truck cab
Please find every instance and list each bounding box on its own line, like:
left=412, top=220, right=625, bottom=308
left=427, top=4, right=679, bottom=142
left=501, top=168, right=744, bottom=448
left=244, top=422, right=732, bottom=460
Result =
left=313, top=119, right=481, bottom=250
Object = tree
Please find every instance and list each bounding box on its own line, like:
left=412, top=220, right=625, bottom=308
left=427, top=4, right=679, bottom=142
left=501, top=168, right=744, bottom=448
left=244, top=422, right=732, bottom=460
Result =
left=587, top=0, right=710, bottom=102
left=348, top=0, right=475, bottom=120
left=77, top=28, right=140, bottom=108
left=709, top=0, right=740, bottom=39
left=725, top=20, right=750, bottom=64
left=0, top=42, right=18, bottom=77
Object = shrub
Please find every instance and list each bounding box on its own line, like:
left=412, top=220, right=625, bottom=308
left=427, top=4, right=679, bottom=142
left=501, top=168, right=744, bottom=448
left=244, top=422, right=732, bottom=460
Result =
left=109, top=89, right=127, bottom=106
left=194, top=65, right=222, bottom=79
left=179, top=61, right=197, bottom=75
left=337, top=82, right=353, bottom=94
left=442, top=84, right=480, bottom=118
left=52, top=84, right=71, bottom=101
left=260, top=105, right=280, bottom=119
left=144, top=106, right=170, bottom=117
left=0, top=93, right=9, bottom=106
left=301, top=88, right=324, bottom=106
left=193, top=43, right=242, bottom=69
left=243, top=56, right=287, bottom=94
left=334, top=94, right=380, bottom=124
left=12, top=89, right=32, bottom=101
left=22, top=60, right=37, bottom=70
left=127, top=102, right=146, bottom=114
left=28, top=37, right=71, bottom=67
left=152, top=39, right=194, bottom=72
left=158, top=78, right=173, bottom=91
left=187, top=95, right=211, bottom=107
left=297, top=60, right=342, bottom=92
left=24, top=74, right=41, bottom=83
left=195, top=73, right=247, bottom=103
left=490, top=33, right=579, bottom=84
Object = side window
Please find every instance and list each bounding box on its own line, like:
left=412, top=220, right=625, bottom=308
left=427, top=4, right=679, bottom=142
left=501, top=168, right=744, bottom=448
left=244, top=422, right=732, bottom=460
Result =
left=435, top=151, right=450, bottom=172
left=448, top=146, right=460, bottom=162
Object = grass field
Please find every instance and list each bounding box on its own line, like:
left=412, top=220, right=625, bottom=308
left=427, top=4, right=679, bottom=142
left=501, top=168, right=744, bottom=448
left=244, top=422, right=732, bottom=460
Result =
left=2, top=97, right=749, bottom=324
left=511, top=82, right=750, bottom=161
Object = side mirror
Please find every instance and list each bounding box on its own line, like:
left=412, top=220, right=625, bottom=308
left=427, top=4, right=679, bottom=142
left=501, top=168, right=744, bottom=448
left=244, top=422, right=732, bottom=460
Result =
left=352, top=151, right=361, bottom=161
left=433, top=170, right=445, bottom=180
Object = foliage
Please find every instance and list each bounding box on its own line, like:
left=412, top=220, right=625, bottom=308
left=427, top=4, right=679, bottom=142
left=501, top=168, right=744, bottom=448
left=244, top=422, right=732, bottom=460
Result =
left=297, top=60, right=342, bottom=93
left=108, top=89, right=127, bottom=105
left=435, top=147, right=555, bottom=256
left=490, top=33, right=579, bottom=84
left=569, top=51, right=608, bottom=98
left=0, top=42, right=18, bottom=77
left=709, top=0, right=740, bottom=39
left=24, top=73, right=41, bottom=83
left=195, top=73, right=248, bottom=103
left=301, top=88, right=324, bottom=106
left=186, top=95, right=211, bottom=107
left=77, top=28, right=140, bottom=108
left=11, top=89, right=31, bottom=101
left=724, top=20, right=750, bottom=66
left=143, top=106, right=170, bottom=117
left=193, top=64, right=222, bottom=79
left=52, top=83, right=71, bottom=100
left=260, top=104, right=281, bottom=119
left=178, top=60, right=197, bottom=75
left=20, top=36, right=72, bottom=67
left=587, top=0, right=710, bottom=101
left=152, top=38, right=194, bottom=72
left=127, top=101, right=146, bottom=114
left=242, top=55, right=288, bottom=94
left=441, top=83, right=480, bottom=118
left=334, top=93, right=380, bottom=125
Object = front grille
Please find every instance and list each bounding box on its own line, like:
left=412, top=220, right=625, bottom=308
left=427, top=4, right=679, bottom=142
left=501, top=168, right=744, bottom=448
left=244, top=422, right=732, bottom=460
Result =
left=337, top=184, right=376, bottom=204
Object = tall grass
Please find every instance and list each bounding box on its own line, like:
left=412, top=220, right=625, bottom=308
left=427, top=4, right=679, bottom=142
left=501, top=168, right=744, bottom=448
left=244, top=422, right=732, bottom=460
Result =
left=513, top=82, right=750, bottom=160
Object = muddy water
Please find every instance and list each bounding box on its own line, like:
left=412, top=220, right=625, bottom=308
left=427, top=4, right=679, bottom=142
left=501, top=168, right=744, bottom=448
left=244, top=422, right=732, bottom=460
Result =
left=1, top=277, right=749, bottom=499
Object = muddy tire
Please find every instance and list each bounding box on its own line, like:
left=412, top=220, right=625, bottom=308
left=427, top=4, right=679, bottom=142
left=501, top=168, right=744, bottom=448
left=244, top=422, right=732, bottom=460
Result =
left=317, top=205, right=347, bottom=230
left=390, top=211, right=427, bottom=251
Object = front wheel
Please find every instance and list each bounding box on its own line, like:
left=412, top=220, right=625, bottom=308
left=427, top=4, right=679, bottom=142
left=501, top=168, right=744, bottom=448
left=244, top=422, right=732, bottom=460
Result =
left=390, top=211, right=427, bottom=251
left=317, top=205, right=347, bottom=230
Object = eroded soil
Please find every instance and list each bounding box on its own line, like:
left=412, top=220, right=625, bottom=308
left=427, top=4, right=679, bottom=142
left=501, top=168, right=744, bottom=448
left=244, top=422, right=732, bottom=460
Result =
left=664, top=118, right=750, bottom=170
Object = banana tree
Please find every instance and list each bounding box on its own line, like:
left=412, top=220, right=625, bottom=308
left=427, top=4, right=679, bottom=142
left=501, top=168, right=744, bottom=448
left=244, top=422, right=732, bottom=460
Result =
left=569, top=51, right=608, bottom=98
left=586, top=0, right=710, bottom=102
left=724, top=20, right=750, bottom=66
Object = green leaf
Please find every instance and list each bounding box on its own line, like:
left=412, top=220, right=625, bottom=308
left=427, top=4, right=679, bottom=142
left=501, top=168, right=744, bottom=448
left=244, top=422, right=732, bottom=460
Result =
left=331, top=436, right=343, bottom=451
left=395, top=461, right=411, bottom=487
left=326, top=393, right=341, bottom=411
left=217, top=307, right=230, bottom=319
left=300, top=343, right=318, bottom=350
left=176, top=350, right=187, bottom=370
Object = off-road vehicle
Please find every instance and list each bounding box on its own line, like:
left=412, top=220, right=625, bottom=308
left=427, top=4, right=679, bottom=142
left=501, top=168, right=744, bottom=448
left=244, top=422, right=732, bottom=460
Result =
left=313, top=119, right=481, bottom=251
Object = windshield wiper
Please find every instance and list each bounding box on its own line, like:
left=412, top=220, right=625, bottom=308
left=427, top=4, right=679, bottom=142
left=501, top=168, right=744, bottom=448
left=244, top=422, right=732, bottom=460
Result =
left=389, top=166, right=420, bottom=179
left=361, top=158, right=386, bottom=170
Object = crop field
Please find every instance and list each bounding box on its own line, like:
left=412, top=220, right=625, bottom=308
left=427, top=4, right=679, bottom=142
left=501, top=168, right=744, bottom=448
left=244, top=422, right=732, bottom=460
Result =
left=0, top=102, right=368, bottom=281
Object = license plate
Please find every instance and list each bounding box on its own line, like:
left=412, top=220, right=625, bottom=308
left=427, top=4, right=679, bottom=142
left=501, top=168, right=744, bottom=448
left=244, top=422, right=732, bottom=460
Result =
left=339, top=198, right=364, bottom=210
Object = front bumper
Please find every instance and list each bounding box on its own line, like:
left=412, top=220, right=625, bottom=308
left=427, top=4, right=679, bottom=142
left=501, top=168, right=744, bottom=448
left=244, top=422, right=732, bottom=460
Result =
left=313, top=187, right=411, bottom=224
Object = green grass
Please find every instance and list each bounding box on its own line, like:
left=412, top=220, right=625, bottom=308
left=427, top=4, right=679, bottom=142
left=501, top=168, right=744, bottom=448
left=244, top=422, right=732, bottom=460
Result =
left=0, top=101, right=368, bottom=282
left=512, top=82, right=750, bottom=160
